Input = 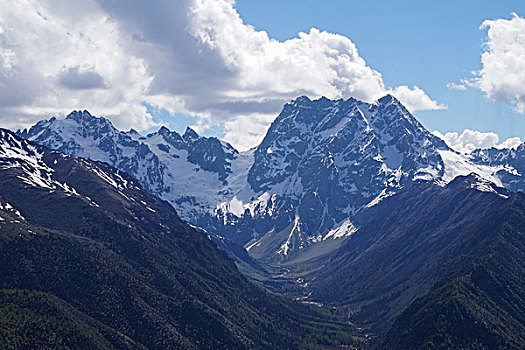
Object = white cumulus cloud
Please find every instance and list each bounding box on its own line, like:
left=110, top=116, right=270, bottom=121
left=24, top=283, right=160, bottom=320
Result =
left=0, top=0, right=445, bottom=150
left=446, top=82, right=467, bottom=91
left=391, top=85, right=447, bottom=111
left=472, top=13, right=525, bottom=113
left=433, top=129, right=522, bottom=154
left=0, top=0, right=159, bottom=131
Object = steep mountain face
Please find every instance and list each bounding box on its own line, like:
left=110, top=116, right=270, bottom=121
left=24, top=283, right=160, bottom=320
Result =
left=18, top=110, right=248, bottom=224
left=308, top=174, right=524, bottom=347
left=17, top=111, right=166, bottom=195
left=18, top=97, right=522, bottom=265
left=470, top=144, right=525, bottom=192
left=0, top=129, right=355, bottom=349
left=212, top=95, right=513, bottom=263
left=215, top=95, right=453, bottom=261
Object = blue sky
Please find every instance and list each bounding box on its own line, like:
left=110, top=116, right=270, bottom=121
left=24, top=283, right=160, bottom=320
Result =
left=235, top=0, right=525, bottom=141
left=2, top=1, right=525, bottom=151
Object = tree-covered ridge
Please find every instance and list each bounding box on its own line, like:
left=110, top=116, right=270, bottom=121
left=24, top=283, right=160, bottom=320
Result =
left=381, top=193, right=525, bottom=349
left=0, top=289, right=143, bottom=350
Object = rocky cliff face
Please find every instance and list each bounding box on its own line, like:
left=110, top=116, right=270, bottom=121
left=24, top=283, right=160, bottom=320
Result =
left=214, top=95, right=453, bottom=260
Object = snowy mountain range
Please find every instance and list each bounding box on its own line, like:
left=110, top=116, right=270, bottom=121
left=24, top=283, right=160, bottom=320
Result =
left=17, top=110, right=247, bottom=224
left=17, top=95, right=525, bottom=264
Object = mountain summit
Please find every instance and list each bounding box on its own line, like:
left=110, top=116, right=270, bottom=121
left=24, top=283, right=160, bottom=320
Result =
left=213, top=95, right=510, bottom=262
left=18, top=110, right=243, bottom=223
left=17, top=96, right=525, bottom=263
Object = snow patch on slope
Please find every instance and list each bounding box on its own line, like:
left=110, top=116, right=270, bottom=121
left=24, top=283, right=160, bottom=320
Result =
left=0, top=130, right=107, bottom=206
left=141, top=133, right=254, bottom=221
left=438, top=150, right=503, bottom=186
left=0, top=202, right=25, bottom=221
left=323, top=219, right=357, bottom=240
left=277, top=215, right=301, bottom=256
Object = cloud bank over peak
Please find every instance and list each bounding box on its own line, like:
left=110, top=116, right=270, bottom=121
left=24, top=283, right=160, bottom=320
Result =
left=391, top=85, right=447, bottom=111
left=0, top=0, right=157, bottom=132
left=58, top=66, right=108, bottom=90
left=1, top=0, right=444, bottom=150
left=433, top=129, right=522, bottom=154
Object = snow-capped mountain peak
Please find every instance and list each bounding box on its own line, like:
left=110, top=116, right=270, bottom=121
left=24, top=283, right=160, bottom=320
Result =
left=210, top=96, right=450, bottom=257
left=65, top=109, right=94, bottom=121
left=16, top=96, right=525, bottom=264
left=183, top=127, right=200, bottom=141
left=17, top=113, right=248, bottom=223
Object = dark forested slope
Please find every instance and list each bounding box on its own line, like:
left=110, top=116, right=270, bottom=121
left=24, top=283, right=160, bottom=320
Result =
left=310, top=175, right=524, bottom=348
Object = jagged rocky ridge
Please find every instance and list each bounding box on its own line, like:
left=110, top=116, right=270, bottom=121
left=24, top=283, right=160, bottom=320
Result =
left=17, top=111, right=242, bottom=224
left=17, top=96, right=525, bottom=264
